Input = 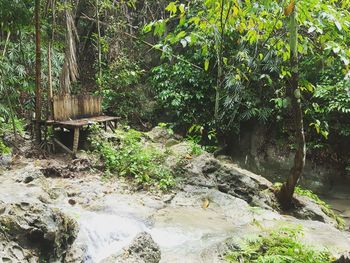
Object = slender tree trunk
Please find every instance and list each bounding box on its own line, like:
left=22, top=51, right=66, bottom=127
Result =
left=35, top=0, right=42, bottom=144
left=2, top=31, right=17, bottom=138
left=214, top=41, right=223, bottom=121
left=277, top=0, right=306, bottom=209
left=214, top=0, right=226, bottom=121
left=96, top=0, right=102, bottom=89
left=47, top=41, right=53, bottom=120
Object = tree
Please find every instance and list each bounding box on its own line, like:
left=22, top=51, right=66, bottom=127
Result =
left=35, top=0, right=42, bottom=144
left=59, top=1, right=79, bottom=94
left=147, top=0, right=350, bottom=206
left=277, top=0, right=306, bottom=208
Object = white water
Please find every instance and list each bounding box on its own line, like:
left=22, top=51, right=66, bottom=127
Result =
left=67, top=204, right=238, bottom=263
left=78, top=212, right=146, bottom=262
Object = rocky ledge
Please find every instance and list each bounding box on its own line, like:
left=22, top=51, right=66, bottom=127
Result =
left=0, top=127, right=349, bottom=262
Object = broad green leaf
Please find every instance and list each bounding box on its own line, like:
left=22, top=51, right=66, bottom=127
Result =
left=204, top=59, right=209, bottom=71
left=165, top=2, right=177, bottom=15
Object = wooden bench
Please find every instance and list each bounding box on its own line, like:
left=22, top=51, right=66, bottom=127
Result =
left=47, top=94, right=119, bottom=155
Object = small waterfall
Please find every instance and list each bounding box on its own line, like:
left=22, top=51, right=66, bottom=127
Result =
left=77, top=212, right=146, bottom=262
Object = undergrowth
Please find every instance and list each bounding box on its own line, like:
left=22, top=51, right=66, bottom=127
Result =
left=0, top=140, right=10, bottom=155
left=225, top=226, right=334, bottom=263
left=274, top=183, right=345, bottom=229
left=89, top=125, right=175, bottom=190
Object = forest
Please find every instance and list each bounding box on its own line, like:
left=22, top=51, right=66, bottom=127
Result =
left=0, top=0, right=350, bottom=262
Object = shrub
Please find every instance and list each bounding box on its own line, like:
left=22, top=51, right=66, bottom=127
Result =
left=90, top=126, right=175, bottom=190
left=98, top=54, right=151, bottom=121
left=225, top=226, right=334, bottom=263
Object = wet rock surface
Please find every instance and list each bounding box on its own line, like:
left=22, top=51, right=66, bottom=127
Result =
left=0, top=133, right=350, bottom=262
left=178, top=153, right=276, bottom=208
left=0, top=201, right=77, bottom=262
left=116, top=232, right=161, bottom=263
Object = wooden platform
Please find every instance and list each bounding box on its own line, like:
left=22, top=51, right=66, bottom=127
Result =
left=49, top=116, right=120, bottom=128
left=46, top=94, right=119, bottom=156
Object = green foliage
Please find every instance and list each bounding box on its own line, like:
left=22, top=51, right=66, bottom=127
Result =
left=146, top=0, right=350, bottom=137
left=0, top=118, right=25, bottom=136
left=185, top=124, right=218, bottom=155
left=98, top=53, right=150, bottom=120
left=307, top=80, right=350, bottom=138
left=0, top=140, right=10, bottom=155
left=158, top=122, right=175, bottom=136
left=90, top=126, right=175, bottom=190
left=225, top=226, right=334, bottom=263
left=150, top=58, right=215, bottom=128
left=0, top=117, right=25, bottom=154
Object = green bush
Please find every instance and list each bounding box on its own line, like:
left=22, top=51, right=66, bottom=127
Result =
left=0, top=117, right=25, bottom=155
left=225, top=227, right=334, bottom=263
left=0, top=140, right=10, bottom=155
left=149, top=58, right=216, bottom=129
left=98, top=54, right=151, bottom=121
left=90, top=126, right=175, bottom=190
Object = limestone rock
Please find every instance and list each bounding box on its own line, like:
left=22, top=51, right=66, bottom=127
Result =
left=146, top=127, right=180, bottom=143
left=0, top=153, right=12, bottom=166
left=0, top=201, right=78, bottom=262
left=117, top=232, right=161, bottom=263
left=179, top=153, right=275, bottom=208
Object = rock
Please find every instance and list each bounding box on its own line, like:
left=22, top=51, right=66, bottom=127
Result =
left=165, top=138, right=180, bottom=148
left=14, top=167, right=45, bottom=184
left=64, top=242, right=86, bottom=263
left=41, top=165, right=68, bottom=178
left=40, top=158, right=92, bottom=178
left=169, top=142, right=191, bottom=157
left=0, top=153, right=12, bottom=166
left=291, top=195, right=337, bottom=226
left=333, top=252, right=350, bottom=263
left=0, top=236, right=38, bottom=263
left=117, top=232, right=161, bottom=263
left=68, top=158, right=91, bottom=172
left=179, top=153, right=275, bottom=208
left=0, top=202, right=78, bottom=262
left=146, top=127, right=180, bottom=143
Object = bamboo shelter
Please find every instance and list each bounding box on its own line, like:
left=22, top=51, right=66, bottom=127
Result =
left=46, top=94, right=119, bottom=156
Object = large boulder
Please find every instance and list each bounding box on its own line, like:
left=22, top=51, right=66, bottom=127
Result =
left=116, top=232, right=161, bottom=263
left=178, top=153, right=275, bottom=209
left=0, top=201, right=78, bottom=262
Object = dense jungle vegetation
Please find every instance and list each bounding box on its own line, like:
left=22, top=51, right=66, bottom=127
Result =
left=1, top=0, right=350, bottom=224
left=1, top=0, right=350, bottom=261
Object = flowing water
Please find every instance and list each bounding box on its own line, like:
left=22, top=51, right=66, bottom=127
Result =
left=2, top=162, right=350, bottom=262
left=62, top=196, right=239, bottom=263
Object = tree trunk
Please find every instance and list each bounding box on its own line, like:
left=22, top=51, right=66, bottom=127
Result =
left=47, top=41, right=53, bottom=120
left=59, top=4, right=79, bottom=94
left=2, top=31, right=17, bottom=138
left=277, top=0, right=306, bottom=209
left=35, top=0, right=42, bottom=144
left=96, top=0, right=102, bottom=89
